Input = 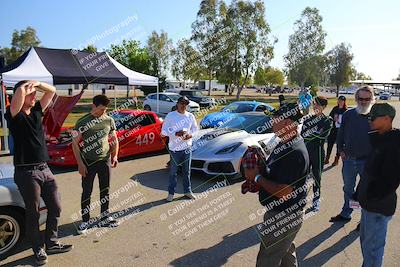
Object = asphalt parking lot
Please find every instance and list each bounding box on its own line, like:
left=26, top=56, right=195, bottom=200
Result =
left=1, top=101, right=400, bottom=267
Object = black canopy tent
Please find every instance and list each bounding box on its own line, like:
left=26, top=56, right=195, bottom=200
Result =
left=0, top=47, right=159, bottom=154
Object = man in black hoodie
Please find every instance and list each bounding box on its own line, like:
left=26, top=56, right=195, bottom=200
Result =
left=357, top=103, right=400, bottom=267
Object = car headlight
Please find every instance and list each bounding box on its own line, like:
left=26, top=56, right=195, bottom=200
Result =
left=216, top=142, right=242, bottom=154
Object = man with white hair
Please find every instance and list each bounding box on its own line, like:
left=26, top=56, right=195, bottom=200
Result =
left=330, top=86, right=374, bottom=223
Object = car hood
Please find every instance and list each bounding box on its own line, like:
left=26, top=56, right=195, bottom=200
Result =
left=192, top=128, right=275, bottom=155
left=0, top=163, right=15, bottom=179
left=191, top=96, right=214, bottom=102
left=201, top=112, right=237, bottom=127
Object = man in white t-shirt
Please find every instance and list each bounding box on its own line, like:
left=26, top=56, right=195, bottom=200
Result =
left=161, top=96, right=199, bottom=202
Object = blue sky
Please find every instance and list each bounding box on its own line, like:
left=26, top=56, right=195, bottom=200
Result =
left=1, top=0, right=399, bottom=80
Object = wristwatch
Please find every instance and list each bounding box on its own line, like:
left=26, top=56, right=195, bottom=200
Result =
left=254, top=174, right=262, bottom=184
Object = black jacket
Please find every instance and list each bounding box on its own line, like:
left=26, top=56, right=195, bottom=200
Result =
left=357, top=129, right=400, bottom=216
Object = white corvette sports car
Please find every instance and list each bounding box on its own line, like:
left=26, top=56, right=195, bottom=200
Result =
left=190, top=112, right=279, bottom=179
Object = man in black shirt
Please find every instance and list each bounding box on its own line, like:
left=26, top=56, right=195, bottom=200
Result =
left=5, top=80, right=73, bottom=265
left=356, top=103, right=400, bottom=267
left=245, top=103, right=310, bottom=267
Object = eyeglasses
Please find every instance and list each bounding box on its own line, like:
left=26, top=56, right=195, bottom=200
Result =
left=358, top=97, right=371, bottom=102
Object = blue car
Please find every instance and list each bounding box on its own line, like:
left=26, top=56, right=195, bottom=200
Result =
left=200, top=101, right=274, bottom=128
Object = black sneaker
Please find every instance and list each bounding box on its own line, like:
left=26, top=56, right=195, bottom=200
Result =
left=34, top=248, right=48, bottom=265
left=329, top=214, right=351, bottom=223
left=46, top=243, right=73, bottom=255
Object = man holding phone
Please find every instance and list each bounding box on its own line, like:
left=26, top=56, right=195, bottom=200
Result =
left=161, top=96, right=198, bottom=202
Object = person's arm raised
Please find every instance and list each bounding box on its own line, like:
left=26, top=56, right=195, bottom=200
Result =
left=10, top=82, right=33, bottom=118
left=37, top=81, right=56, bottom=112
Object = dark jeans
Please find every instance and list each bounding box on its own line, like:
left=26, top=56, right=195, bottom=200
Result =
left=14, top=163, right=61, bottom=252
left=81, top=159, right=111, bottom=222
left=256, top=210, right=303, bottom=267
left=340, top=158, right=366, bottom=218
left=307, top=144, right=324, bottom=202
left=360, top=209, right=392, bottom=267
left=168, top=150, right=192, bottom=195
left=326, top=127, right=339, bottom=159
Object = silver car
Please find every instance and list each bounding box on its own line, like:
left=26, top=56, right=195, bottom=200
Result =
left=0, top=163, right=47, bottom=257
left=191, top=112, right=277, bottom=179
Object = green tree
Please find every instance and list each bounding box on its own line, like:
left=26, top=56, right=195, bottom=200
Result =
left=327, top=43, right=354, bottom=96
left=265, top=67, right=285, bottom=87
left=192, top=0, right=227, bottom=95
left=146, top=30, right=172, bottom=82
left=0, top=26, right=41, bottom=65
left=107, top=40, right=151, bottom=75
left=284, top=7, right=326, bottom=88
left=356, top=72, right=372, bottom=81
left=171, top=38, right=204, bottom=87
left=218, top=0, right=274, bottom=99
left=83, top=44, right=97, bottom=52
left=253, top=67, right=267, bottom=86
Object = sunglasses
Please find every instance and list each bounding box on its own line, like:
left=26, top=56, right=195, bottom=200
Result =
left=368, top=115, right=385, bottom=121
left=358, top=97, right=371, bottom=102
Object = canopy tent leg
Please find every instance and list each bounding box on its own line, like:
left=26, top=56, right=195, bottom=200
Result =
left=156, top=84, right=159, bottom=113
left=0, top=76, right=10, bottom=154
left=114, top=85, right=117, bottom=110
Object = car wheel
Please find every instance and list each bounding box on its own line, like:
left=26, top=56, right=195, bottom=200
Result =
left=0, top=208, right=24, bottom=258
left=144, top=105, right=151, bottom=111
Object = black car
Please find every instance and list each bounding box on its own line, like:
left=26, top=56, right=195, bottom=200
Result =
left=178, top=90, right=216, bottom=108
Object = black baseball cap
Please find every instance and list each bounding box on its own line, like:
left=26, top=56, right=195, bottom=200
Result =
left=177, top=96, right=190, bottom=105
left=369, top=103, right=396, bottom=120
left=338, top=95, right=346, bottom=101
left=314, top=96, right=328, bottom=107
left=270, top=102, right=303, bottom=122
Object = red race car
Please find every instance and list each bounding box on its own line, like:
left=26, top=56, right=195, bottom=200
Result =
left=47, top=110, right=167, bottom=166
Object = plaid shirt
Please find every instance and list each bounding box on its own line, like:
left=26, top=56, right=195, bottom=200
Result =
left=241, top=146, right=266, bottom=194
left=241, top=146, right=265, bottom=170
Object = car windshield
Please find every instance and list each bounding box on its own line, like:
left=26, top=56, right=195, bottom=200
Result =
left=222, top=103, right=255, bottom=113
left=219, top=114, right=273, bottom=134
left=191, top=91, right=203, bottom=97
left=167, top=94, right=181, bottom=101
left=111, top=113, right=132, bottom=130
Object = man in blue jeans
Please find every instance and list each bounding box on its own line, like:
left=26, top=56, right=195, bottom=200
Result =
left=356, top=103, right=400, bottom=266
left=330, top=86, right=374, bottom=222
left=161, top=96, right=198, bottom=201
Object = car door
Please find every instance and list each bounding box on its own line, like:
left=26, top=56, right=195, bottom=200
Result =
left=162, top=95, right=176, bottom=112
left=157, top=94, right=170, bottom=113
left=119, top=113, right=164, bottom=156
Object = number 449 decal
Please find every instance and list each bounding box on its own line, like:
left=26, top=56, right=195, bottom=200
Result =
left=136, top=132, right=155, bottom=146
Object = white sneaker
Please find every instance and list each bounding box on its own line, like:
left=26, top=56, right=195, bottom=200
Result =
left=184, top=192, right=197, bottom=200
left=77, top=222, right=89, bottom=235
left=166, top=194, right=174, bottom=202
